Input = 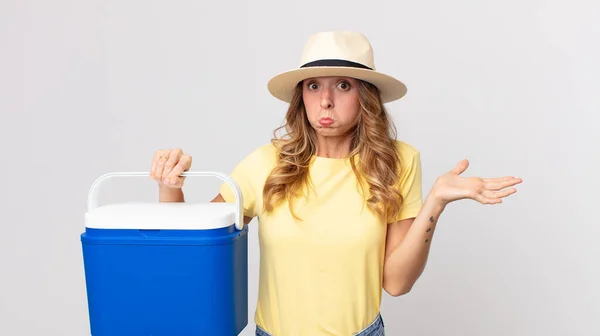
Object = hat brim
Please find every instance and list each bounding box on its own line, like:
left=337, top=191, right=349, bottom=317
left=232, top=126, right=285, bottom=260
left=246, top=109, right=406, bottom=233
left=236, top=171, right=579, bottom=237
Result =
left=267, top=66, right=407, bottom=104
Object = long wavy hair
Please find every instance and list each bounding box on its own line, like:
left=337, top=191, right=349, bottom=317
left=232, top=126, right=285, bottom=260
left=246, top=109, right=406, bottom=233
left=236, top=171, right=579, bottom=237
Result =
left=262, top=79, right=404, bottom=222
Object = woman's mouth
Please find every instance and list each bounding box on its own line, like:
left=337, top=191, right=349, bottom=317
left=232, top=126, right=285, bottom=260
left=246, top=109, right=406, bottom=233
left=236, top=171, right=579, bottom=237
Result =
left=319, top=118, right=334, bottom=127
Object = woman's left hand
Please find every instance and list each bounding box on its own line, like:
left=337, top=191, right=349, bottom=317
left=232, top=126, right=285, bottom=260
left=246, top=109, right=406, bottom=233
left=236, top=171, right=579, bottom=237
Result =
left=429, top=159, right=523, bottom=207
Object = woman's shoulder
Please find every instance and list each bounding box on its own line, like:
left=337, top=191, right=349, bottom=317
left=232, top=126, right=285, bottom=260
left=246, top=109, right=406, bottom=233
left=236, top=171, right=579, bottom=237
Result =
left=393, top=139, right=420, bottom=159
left=248, top=141, right=279, bottom=159
left=238, top=142, right=279, bottom=167
left=392, top=140, right=422, bottom=180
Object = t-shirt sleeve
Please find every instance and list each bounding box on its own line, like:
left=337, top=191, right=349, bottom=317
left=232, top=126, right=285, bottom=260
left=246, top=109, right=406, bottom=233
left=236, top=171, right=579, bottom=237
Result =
left=391, top=148, right=424, bottom=223
left=218, top=148, right=262, bottom=219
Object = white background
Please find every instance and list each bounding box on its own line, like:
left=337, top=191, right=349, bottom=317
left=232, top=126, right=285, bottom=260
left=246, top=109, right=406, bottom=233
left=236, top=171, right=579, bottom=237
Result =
left=1, top=0, right=598, bottom=335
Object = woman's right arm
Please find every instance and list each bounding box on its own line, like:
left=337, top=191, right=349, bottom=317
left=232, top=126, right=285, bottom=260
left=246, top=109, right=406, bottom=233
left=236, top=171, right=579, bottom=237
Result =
left=151, top=148, right=253, bottom=224
left=159, top=186, right=185, bottom=202
left=150, top=148, right=191, bottom=202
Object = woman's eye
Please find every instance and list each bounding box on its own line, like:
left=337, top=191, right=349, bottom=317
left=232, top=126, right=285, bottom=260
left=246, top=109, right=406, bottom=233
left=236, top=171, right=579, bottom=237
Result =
left=308, top=83, right=318, bottom=90
left=338, top=82, right=350, bottom=90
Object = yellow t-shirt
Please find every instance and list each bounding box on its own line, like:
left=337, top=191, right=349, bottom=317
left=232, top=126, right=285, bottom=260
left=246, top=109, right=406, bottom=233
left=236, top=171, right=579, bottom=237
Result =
left=219, top=140, right=423, bottom=336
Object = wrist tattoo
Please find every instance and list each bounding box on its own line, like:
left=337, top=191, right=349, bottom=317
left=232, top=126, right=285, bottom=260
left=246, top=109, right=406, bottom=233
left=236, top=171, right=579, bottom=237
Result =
left=424, top=216, right=435, bottom=243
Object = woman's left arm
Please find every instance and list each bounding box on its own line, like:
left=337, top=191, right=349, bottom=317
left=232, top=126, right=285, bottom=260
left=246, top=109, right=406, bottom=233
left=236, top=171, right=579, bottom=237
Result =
left=382, top=159, right=522, bottom=296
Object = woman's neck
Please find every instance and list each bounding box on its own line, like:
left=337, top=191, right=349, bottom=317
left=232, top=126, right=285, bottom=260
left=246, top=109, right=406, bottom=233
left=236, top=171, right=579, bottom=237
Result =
left=315, top=136, right=353, bottom=158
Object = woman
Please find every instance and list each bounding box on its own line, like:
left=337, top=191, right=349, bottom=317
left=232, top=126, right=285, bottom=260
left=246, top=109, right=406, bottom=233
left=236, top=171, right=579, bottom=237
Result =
left=149, top=31, right=522, bottom=336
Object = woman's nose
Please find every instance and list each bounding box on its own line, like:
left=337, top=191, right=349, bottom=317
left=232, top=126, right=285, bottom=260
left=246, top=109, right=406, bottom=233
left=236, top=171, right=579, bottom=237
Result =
left=320, top=89, right=334, bottom=109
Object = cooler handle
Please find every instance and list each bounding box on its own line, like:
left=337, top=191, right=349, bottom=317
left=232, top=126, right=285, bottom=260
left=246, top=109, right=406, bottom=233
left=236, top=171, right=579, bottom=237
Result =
left=87, top=171, right=245, bottom=231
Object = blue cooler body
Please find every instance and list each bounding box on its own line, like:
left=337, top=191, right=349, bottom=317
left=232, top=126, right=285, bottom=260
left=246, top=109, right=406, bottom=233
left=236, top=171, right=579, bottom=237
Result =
left=81, top=172, right=249, bottom=336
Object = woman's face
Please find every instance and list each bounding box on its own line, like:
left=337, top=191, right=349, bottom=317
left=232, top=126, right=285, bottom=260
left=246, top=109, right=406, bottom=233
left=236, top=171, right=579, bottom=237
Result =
left=302, top=76, right=361, bottom=138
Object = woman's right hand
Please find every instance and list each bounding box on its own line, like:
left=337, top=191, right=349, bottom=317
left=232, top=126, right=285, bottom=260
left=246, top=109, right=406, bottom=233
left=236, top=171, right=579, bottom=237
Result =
left=150, top=148, right=192, bottom=188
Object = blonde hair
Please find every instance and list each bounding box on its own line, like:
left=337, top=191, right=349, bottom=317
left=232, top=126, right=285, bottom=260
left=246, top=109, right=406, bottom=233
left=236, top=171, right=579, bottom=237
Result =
left=262, top=80, right=403, bottom=222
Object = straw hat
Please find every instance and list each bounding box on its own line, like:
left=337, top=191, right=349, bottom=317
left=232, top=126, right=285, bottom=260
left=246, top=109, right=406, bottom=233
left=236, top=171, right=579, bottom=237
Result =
left=267, top=31, right=407, bottom=104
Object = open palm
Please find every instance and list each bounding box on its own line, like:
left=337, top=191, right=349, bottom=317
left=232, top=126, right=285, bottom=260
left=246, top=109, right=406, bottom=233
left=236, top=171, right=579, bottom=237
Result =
left=431, top=159, right=522, bottom=206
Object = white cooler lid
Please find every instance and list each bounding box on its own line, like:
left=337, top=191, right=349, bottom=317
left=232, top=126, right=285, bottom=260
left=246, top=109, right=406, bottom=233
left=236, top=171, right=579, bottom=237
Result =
left=85, top=202, right=238, bottom=230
